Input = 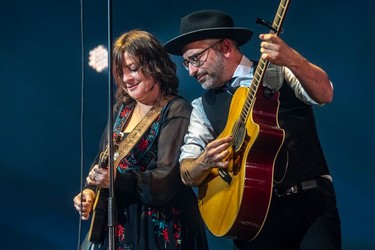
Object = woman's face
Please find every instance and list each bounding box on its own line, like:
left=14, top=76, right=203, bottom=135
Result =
left=120, top=52, right=160, bottom=104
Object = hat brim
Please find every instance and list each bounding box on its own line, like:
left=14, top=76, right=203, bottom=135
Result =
left=164, top=27, right=253, bottom=55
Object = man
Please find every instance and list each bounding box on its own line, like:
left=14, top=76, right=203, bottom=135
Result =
left=164, top=9, right=341, bottom=250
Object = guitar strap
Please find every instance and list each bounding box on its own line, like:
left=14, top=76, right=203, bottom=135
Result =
left=113, top=95, right=174, bottom=167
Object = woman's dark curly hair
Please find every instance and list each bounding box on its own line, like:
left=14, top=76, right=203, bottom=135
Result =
left=112, top=30, right=179, bottom=107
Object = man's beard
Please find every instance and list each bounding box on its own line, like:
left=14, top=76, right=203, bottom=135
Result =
left=201, top=52, right=226, bottom=90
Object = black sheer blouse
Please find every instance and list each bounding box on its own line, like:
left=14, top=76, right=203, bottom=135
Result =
left=86, top=96, right=208, bottom=249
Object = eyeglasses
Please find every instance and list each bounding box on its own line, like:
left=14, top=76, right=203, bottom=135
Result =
left=181, top=39, right=223, bottom=70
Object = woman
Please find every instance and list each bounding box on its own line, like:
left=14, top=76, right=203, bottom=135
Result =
left=73, top=30, right=208, bottom=250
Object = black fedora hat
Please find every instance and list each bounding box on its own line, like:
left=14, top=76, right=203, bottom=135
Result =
left=164, top=9, right=253, bottom=55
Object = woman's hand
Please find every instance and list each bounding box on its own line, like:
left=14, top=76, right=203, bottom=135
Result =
left=73, top=189, right=96, bottom=220
left=86, top=164, right=111, bottom=188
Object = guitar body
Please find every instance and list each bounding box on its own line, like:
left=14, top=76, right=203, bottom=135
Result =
left=88, top=187, right=109, bottom=244
left=198, top=85, right=285, bottom=240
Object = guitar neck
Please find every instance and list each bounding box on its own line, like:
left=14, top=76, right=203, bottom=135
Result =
left=240, top=0, right=291, bottom=122
left=273, top=0, right=291, bottom=36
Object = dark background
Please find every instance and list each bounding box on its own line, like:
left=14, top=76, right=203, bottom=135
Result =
left=1, top=0, right=374, bottom=249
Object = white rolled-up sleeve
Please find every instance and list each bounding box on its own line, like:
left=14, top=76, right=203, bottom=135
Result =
left=179, top=97, right=215, bottom=162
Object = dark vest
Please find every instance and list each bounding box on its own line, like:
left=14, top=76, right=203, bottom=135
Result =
left=202, top=79, right=330, bottom=190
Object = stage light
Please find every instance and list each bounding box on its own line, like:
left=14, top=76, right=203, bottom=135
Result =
left=88, top=45, right=108, bottom=73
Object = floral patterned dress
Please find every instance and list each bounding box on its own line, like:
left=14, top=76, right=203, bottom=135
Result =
left=87, top=97, right=208, bottom=250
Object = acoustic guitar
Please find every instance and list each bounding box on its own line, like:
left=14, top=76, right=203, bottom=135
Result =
left=197, top=0, right=291, bottom=240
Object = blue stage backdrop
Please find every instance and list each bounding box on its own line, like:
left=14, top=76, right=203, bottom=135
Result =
left=1, top=0, right=374, bottom=249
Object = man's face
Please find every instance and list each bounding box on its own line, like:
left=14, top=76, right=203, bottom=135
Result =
left=182, top=39, right=226, bottom=89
